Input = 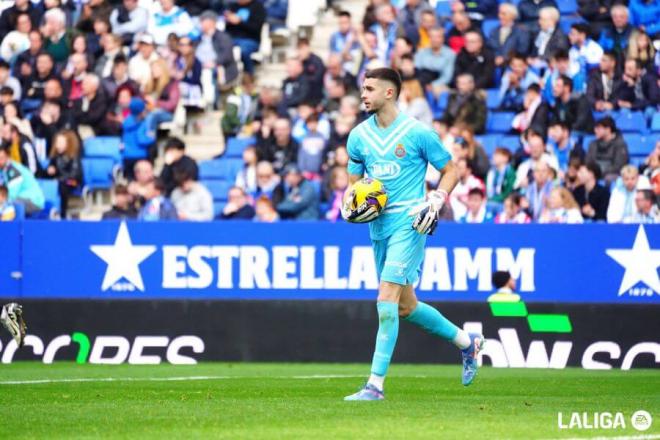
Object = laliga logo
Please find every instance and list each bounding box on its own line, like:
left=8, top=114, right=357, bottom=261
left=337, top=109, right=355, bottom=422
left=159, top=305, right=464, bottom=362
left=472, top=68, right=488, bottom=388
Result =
left=557, top=409, right=653, bottom=431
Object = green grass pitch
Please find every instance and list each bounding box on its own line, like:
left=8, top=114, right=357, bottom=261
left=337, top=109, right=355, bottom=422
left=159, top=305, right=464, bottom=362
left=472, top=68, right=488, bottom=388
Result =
left=0, top=363, right=658, bottom=439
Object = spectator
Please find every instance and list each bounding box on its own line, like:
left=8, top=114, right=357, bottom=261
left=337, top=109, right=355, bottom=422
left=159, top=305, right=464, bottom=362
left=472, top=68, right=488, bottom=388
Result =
left=416, top=10, right=438, bottom=50
left=453, top=31, right=496, bottom=89
left=103, top=184, right=138, bottom=219
left=62, top=53, right=90, bottom=102
left=2, top=101, right=33, bottom=140
left=370, top=5, right=398, bottom=64
left=399, top=79, right=433, bottom=126
left=413, top=27, right=456, bottom=93
left=450, top=157, right=486, bottom=220
left=541, top=49, right=586, bottom=103
left=0, top=12, right=31, bottom=64
left=0, top=61, right=21, bottom=103
left=613, top=58, right=660, bottom=112
left=129, top=34, right=159, bottom=91
left=488, top=3, right=531, bottom=67
left=147, top=0, right=193, bottom=46
left=94, top=34, right=123, bottom=79
left=0, top=144, right=44, bottom=214
left=607, top=165, right=651, bottom=222
left=572, top=161, right=610, bottom=221
left=625, top=189, right=660, bottom=223
left=458, top=0, right=498, bottom=24
left=550, top=74, right=595, bottom=133
left=110, top=0, right=149, bottom=45
left=1, top=123, right=38, bottom=174
left=329, top=11, right=361, bottom=74
left=446, top=11, right=478, bottom=54
left=486, top=147, right=516, bottom=205
left=273, top=164, right=319, bottom=220
left=292, top=102, right=331, bottom=143
left=539, top=187, right=584, bottom=223
left=72, top=74, right=113, bottom=137
left=499, top=53, right=541, bottom=111
left=297, top=114, right=326, bottom=180
left=0, top=184, right=16, bottom=221
left=21, top=52, right=56, bottom=114
left=159, top=137, right=198, bottom=196
left=254, top=195, right=280, bottom=222
left=253, top=160, right=281, bottom=200
left=488, top=270, right=521, bottom=302
left=629, top=0, right=660, bottom=38
left=586, top=51, right=620, bottom=112
left=13, top=30, right=43, bottom=86
left=564, top=156, right=584, bottom=191
left=263, top=0, right=288, bottom=31
left=122, top=97, right=156, bottom=175
left=222, top=74, right=259, bottom=139
left=577, top=0, right=612, bottom=35
left=41, top=8, right=72, bottom=65
left=219, top=185, right=256, bottom=220
left=519, top=0, right=558, bottom=33
left=515, top=130, right=559, bottom=189
left=102, top=56, right=140, bottom=101
left=197, top=10, right=239, bottom=99
left=31, top=100, right=66, bottom=161
left=586, top=116, right=629, bottom=183
left=297, top=38, right=326, bottom=106
left=76, top=0, right=113, bottom=35
left=568, top=23, right=604, bottom=80
left=397, top=0, right=429, bottom=47
left=442, top=73, right=487, bottom=134
left=495, top=192, right=531, bottom=223
left=175, top=36, right=204, bottom=110
left=458, top=187, right=494, bottom=223
left=324, top=166, right=349, bottom=222
left=224, top=0, right=266, bottom=75
left=258, top=117, right=299, bottom=174
left=527, top=159, right=557, bottom=220
left=547, top=120, right=585, bottom=174
left=138, top=177, right=178, bottom=221
left=598, top=4, right=635, bottom=68
left=529, top=7, right=568, bottom=63
left=85, top=17, right=112, bottom=60
left=105, top=84, right=135, bottom=133
left=170, top=169, right=213, bottom=221
left=143, top=58, right=180, bottom=134
left=128, top=159, right=154, bottom=205
left=281, top=57, right=311, bottom=110
left=42, top=129, right=81, bottom=218
left=512, top=84, right=549, bottom=135
left=627, top=30, right=656, bottom=72
left=235, top=146, right=258, bottom=194
left=0, top=0, right=41, bottom=43
left=453, top=125, right=490, bottom=180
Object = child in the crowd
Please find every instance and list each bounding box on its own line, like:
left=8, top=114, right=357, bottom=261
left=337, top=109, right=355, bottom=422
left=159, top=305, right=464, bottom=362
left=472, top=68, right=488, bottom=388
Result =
left=0, top=184, right=16, bottom=221
left=458, top=188, right=494, bottom=223
left=235, top=146, right=259, bottom=195
left=122, top=97, right=156, bottom=179
left=486, top=147, right=516, bottom=208
left=494, top=193, right=531, bottom=224
left=46, top=129, right=82, bottom=218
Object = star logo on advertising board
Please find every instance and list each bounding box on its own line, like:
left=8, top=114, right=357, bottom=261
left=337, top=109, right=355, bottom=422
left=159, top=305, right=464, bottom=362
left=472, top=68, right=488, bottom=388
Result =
left=90, top=222, right=156, bottom=291
left=606, top=225, right=660, bottom=297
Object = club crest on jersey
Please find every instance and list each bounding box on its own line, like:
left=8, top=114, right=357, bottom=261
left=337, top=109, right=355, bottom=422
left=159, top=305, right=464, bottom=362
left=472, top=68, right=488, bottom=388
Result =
left=394, top=144, right=406, bottom=158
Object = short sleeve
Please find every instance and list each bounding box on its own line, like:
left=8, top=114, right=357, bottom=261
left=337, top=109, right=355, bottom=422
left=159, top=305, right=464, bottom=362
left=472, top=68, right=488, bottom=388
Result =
left=420, top=127, right=451, bottom=171
left=346, top=129, right=366, bottom=176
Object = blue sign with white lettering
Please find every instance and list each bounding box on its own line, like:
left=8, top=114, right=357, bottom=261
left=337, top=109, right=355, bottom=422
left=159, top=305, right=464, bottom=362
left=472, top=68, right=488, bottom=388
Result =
left=1, top=222, right=658, bottom=303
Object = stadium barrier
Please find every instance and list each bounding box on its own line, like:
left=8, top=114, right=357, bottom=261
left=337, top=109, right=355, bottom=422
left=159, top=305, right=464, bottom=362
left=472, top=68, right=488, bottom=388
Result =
left=0, top=300, right=657, bottom=369
left=0, top=221, right=658, bottom=303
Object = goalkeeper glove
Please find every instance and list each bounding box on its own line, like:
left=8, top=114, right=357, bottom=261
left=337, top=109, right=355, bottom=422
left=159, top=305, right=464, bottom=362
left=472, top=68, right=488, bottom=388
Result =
left=408, top=189, right=448, bottom=235
left=341, top=189, right=380, bottom=223
left=1, top=303, right=26, bottom=347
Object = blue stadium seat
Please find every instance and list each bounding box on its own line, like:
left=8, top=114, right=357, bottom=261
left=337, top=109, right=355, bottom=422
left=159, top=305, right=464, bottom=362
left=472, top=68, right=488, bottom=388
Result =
left=83, top=136, right=122, bottom=163
left=557, top=0, right=577, bottom=15
left=651, top=113, right=660, bottom=132
left=559, top=16, right=585, bottom=35
left=202, top=180, right=232, bottom=202
left=498, top=135, right=520, bottom=152
left=481, top=19, right=499, bottom=38
left=213, top=201, right=227, bottom=218
left=426, top=90, right=448, bottom=119
left=199, top=159, right=244, bottom=182
left=13, top=202, right=25, bottom=220
left=435, top=0, right=451, bottom=18
left=486, top=89, right=500, bottom=110
left=639, top=135, right=659, bottom=154
left=626, top=134, right=658, bottom=156
left=82, top=158, right=115, bottom=191
left=581, top=134, right=596, bottom=149
left=476, top=134, right=500, bottom=156
left=36, top=179, right=60, bottom=217
left=615, top=111, right=647, bottom=133
left=487, top=112, right=515, bottom=133
left=224, top=136, right=256, bottom=158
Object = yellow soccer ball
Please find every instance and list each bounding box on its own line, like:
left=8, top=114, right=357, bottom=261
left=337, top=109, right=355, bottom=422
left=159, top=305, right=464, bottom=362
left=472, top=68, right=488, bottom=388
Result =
left=347, top=177, right=388, bottom=222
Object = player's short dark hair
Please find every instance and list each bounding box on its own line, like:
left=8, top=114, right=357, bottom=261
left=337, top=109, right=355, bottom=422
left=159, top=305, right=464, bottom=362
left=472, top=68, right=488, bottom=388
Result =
left=468, top=187, right=485, bottom=199
left=164, top=137, right=186, bottom=151
left=571, top=23, right=590, bottom=35
left=595, top=116, right=617, bottom=132
left=338, top=10, right=351, bottom=18
left=584, top=160, right=602, bottom=180
left=365, top=68, right=402, bottom=99
left=492, top=270, right=512, bottom=289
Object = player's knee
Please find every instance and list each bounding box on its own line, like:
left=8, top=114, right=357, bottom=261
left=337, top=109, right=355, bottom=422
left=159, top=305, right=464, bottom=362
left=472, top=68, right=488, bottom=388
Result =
left=398, top=300, right=417, bottom=318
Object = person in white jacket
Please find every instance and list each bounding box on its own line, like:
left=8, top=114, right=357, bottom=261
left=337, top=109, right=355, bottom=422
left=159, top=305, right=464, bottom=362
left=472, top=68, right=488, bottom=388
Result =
left=607, top=165, right=651, bottom=223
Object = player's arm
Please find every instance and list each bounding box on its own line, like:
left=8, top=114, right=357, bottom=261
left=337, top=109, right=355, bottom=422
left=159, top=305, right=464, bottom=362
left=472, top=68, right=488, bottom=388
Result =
left=341, top=132, right=378, bottom=222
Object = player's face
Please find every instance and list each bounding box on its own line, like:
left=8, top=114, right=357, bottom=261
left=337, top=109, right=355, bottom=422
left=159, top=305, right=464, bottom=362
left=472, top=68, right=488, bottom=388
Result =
left=361, top=77, right=393, bottom=113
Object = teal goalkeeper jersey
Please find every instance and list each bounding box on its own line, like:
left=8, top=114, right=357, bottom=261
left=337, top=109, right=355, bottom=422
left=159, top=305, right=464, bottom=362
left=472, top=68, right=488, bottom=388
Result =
left=347, top=112, right=451, bottom=240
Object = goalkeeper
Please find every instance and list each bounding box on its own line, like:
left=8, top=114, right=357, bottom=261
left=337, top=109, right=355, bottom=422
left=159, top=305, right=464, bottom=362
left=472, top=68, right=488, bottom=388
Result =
left=341, top=68, right=484, bottom=401
left=1, top=303, right=26, bottom=347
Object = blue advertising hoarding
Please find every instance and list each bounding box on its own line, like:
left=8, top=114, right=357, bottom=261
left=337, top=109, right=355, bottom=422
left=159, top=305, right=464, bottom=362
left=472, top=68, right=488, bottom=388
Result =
left=1, top=221, right=658, bottom=303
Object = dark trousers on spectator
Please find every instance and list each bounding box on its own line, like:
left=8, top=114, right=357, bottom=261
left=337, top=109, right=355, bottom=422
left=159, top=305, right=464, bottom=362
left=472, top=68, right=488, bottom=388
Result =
left=234, top=38, right=259, bottom=74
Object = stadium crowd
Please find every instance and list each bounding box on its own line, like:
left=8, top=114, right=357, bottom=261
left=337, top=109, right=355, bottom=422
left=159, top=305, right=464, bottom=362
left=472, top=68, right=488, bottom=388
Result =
left=0, top=0, right=659, bottom=224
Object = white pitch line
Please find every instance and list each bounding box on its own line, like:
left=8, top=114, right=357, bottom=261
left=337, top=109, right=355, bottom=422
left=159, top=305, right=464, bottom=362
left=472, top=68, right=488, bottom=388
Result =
left=0, top=374, right=372, bottom=385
